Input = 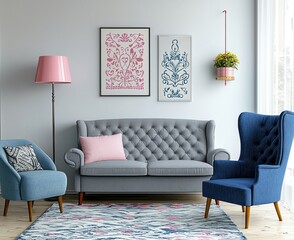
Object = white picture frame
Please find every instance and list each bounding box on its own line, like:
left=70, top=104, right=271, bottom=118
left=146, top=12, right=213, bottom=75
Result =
left=100, top=27, right=150, bottom=96
left=158, top=35, right=192, bottom=102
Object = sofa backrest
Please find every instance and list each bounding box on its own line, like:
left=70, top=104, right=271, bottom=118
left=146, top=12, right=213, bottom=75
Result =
left=77, top=119, right=215, bottom=162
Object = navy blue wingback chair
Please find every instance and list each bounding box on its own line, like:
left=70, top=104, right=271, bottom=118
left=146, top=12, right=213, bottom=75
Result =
left=0, top=139, right=67, bottom=221
left=203, top=111, right=294, bottom=229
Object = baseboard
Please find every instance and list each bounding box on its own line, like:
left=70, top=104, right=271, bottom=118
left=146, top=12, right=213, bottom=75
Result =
left=0, top=189, right=76, bottom=196
left=0, top=189, right=201, bottom=196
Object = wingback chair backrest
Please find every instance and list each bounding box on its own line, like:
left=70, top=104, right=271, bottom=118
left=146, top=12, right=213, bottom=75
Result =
left=280, top=111, right=294, bottom=171
left=238, top=111, right=294, bottom=169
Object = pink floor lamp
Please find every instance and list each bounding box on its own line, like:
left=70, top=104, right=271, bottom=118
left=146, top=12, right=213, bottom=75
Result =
left=35, top=56, right=72, bottom=163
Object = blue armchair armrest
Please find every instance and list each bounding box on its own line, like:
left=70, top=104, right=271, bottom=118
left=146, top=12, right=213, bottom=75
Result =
left=64, top=148, right=84, bottom=169
left=252, top=164, right=283, bottom=205
left=0, top=158, right=22, bottom=200
left=211, top=160, right=242, bottom=179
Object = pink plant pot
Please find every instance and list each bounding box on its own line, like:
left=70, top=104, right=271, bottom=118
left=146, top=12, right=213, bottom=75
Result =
left=216, top=67, right=235, bottom=78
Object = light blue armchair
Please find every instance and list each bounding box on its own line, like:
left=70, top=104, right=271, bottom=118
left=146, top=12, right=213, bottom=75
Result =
left=0, top=139, right=67, bottom=221
left=203, top=111, right=294, bottom=228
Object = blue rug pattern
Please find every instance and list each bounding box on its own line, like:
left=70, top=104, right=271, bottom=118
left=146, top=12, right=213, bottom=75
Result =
left=17, top=203, right=246, bottom=240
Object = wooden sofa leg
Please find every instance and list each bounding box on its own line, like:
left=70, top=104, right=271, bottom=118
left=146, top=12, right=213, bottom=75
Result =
left=245, top=206, right=250, bottom=229
left=204, top=198, right=212, bottom=218
left=27, top=201, right=33, bottom=222
left=79, top=192, right=85, bottom=205
left=215, top=200, right=220, bottom=205
left=58, top=196, right=63, bottom=213
left=3, top=200, right=10, bottom=216
left=274, top=202, right=283, bottom=221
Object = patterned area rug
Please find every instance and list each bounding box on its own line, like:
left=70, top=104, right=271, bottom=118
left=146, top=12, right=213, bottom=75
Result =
left=17, top=203, right=246, bottom=240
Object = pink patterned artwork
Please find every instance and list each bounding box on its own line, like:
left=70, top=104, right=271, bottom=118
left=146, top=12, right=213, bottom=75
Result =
left=100, top=28, right=150, bottom=96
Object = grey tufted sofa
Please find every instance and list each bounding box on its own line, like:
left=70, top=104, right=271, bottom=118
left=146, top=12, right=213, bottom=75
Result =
left=64, top=119, right=230, bottom=204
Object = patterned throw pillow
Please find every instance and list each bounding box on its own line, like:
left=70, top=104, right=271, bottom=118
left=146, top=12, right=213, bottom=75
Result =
left=4, top=145, right=43, bottom=172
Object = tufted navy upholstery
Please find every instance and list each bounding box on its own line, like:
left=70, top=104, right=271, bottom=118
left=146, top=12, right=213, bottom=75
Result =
left=239, top=112, right=280, bottom=165
left=203, top=111, right=294, bottom=229
left=77, top=119, right=215, bottom=162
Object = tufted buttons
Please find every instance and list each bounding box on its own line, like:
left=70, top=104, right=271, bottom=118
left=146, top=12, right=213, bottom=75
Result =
left=260, top=150, right=264, bottom=155
left=255, top=121, right=280, bottom=164
left=275, top=130, right=279, bottom=136
left=196, top=150, right=202, bottom=155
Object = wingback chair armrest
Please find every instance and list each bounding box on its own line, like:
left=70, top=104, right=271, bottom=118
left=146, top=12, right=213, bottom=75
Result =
left=207, top=148, right=230, bottom=166
left=211, top=160, right=242, bottom=180
left=252, top=164, right=282, bottom=205
left=255, top=165, right=281, bottom=182
left=64, top=148, right=84, bottom=169
left=256, top=164, right=280, bottom=170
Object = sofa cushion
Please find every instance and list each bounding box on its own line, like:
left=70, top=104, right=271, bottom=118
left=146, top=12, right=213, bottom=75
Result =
left=80, top=134, right=126, bottom=164
left=147, top=160, right=213, bottom=176
left=80, top=160, right=147, bottom=176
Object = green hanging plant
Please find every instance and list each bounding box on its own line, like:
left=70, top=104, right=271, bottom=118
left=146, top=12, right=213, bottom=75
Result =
left=214, top=52, right=239, bottom=69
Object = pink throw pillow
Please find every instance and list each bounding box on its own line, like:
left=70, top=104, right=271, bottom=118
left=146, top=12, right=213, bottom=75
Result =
left=80, top=133, right=126, bottom=164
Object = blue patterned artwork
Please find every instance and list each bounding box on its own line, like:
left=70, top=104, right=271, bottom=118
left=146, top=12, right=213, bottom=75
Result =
left=158, top=35, right=192, bottom=101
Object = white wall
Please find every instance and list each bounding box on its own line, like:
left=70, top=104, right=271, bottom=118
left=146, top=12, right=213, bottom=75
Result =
left=0, top=0, right=256, bottom=192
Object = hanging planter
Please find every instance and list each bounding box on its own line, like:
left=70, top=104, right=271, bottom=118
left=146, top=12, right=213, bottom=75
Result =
left=214, top=10, right=240, bottom=85
left=214, top=52, right=239, bottom=81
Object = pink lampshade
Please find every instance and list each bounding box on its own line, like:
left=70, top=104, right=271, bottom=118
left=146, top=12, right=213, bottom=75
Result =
left=35, top=56, right=72, bottom=84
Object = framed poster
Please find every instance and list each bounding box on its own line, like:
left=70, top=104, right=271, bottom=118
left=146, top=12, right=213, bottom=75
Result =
left=158, top=35, right=192, bottom=101
left=100, top=27, right=150, bottom=96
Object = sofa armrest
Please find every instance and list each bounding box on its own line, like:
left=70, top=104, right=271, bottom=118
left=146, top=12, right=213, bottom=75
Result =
left=207, top=148, right=230, bottom=166
left=64, top=148, right=84, bottom=169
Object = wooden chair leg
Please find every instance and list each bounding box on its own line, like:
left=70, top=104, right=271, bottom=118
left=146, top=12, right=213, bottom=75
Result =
left=3, top=200, right=10, bottom=216
left=27, top=201, right=33, bottom=222
left=245, top=206, right=250, bottom=229
left=242, top=206, right=245, bottom=212
left=215, top=200, right=220, bottom=205
left=58, top=196, right=63, bottom=213
left=274, top=202, right=283, bottom=221
left=79, top=192, right=85, bottom=205
left=204, top=198, right=212, bottom=218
